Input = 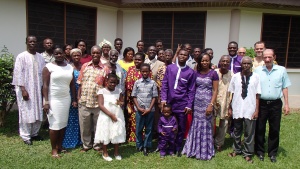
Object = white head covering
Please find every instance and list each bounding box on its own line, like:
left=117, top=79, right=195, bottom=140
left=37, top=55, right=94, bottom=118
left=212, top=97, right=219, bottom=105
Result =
left=99, top=39, right=112, bottom=48
left=70, top=48, right=82, bottom=56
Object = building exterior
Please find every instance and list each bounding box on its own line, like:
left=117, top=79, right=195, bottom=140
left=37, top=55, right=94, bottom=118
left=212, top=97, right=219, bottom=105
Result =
left=0, top=0, right=299, bottom=108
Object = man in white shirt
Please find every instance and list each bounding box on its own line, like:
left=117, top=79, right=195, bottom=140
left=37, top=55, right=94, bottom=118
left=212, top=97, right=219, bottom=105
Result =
left=228, top=56, right=261, bottom=163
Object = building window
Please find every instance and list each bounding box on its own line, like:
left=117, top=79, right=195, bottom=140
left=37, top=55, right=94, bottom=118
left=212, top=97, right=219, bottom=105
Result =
left=142, top=12, right=206, bottom=51
left=262, top=14, right=300, bottom=68
left=27, top=0, right=96, bottom=53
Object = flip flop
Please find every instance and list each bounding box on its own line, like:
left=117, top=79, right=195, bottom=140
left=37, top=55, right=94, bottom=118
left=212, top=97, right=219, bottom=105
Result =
left=228, top=152, right=239, bottom=157
left=245, top=156, right=254, bottom=164
left=59, top=149, right=69, bottom=154
left=52, top=154, right=61, bottom=159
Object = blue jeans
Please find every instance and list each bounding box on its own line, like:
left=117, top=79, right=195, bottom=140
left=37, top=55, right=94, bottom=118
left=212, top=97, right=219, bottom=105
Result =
left=135, top=111, right=154, bottom=149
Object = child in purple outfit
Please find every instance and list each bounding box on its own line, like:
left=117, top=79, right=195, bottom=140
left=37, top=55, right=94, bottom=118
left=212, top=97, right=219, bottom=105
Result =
left=158, top=104, right=178, bottom=158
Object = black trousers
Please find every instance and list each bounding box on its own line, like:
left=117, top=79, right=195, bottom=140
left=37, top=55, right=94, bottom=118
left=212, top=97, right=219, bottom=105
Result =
left=255, top=99, right=282, bottom=157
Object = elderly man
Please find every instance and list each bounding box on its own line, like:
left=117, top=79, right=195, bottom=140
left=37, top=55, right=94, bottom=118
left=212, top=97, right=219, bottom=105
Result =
left=254, top=49, right=291, bottom=163
left=228, top=56, right=261, bottom=163
left=107, top=49, right=126, bottom=93
left=237, top=47, right=246, bottom=57
left=12, top=35, right=45, bottom=145
left=77, top=45, right=109, bottom=152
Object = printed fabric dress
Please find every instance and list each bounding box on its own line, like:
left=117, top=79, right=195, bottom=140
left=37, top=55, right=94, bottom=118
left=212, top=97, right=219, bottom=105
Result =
left=94, top=88, right=126, bottom=145
left=62, top=69, right=82, bottom=148
left=182, top=69, right=219, bottom=160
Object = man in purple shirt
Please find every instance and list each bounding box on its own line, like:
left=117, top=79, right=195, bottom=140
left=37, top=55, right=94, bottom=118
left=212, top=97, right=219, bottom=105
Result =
left=161, top=49, right=196, bottom=157
left=220, top=41, right=243, bottom=74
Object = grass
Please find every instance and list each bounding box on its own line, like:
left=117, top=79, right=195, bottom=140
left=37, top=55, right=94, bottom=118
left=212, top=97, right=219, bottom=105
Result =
left=0, top=111, right=299, bottom=169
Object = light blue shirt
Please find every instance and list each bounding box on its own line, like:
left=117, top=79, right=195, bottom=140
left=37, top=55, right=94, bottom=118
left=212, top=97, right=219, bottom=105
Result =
left=254, top=64, right=291, bottom=100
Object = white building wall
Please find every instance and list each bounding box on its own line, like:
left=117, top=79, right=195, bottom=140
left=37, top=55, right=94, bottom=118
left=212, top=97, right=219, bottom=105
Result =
left=238, top=11, right=262, bottom=49
left=0, top=0, right=26, bottom=57
left=122, top=10, right=142, bottom=51
left=205, top=10, right=231, bottom=64
left=96, top=7, right=118, bottom=46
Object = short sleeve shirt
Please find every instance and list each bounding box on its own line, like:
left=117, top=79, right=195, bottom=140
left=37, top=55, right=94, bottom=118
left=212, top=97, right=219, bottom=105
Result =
left=131, top=77, right=158, bottom=112
left=254, top=64, right=291, bottom=100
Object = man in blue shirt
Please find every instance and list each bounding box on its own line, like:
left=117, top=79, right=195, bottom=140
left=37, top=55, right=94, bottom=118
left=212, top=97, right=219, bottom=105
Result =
left=254, top=49, right=291, bottom=163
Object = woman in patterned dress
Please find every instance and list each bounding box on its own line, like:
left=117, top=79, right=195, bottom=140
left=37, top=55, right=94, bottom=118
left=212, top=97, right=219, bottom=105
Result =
left=62, top=48, right=82, bottom=149
left=125, top=52, right=152, bottom=142
left=182, top=53, right=219, bottom=160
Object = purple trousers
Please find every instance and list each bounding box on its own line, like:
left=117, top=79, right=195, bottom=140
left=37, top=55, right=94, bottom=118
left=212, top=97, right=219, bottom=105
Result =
left=173, top=112, right=186, bottom=152
left=159, top=130, right=176, bottom=156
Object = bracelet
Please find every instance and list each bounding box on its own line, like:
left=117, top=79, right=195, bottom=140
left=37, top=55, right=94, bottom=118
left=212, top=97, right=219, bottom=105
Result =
left=44, top=101, right=49, bottom=104
left=208, top=103, right=214, bottom=106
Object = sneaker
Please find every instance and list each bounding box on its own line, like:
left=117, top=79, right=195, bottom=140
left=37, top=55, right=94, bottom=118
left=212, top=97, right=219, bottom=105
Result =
left=115, top=155, right=122, bottom=160
left=102, top=155, right=113, bottom=162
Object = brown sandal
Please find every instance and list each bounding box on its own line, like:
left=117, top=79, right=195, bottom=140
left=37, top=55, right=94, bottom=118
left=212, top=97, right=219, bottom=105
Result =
left=228, top=152, right=239, bottom=157
left=244, top=156, right=254, bottom=163
left=51, top=154, right=61, bottom=159
left=58, top=149, right=68, bottom=154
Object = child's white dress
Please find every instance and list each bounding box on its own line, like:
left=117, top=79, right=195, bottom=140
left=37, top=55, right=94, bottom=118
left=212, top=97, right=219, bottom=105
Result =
left=94, top=88, right=126, bottom=145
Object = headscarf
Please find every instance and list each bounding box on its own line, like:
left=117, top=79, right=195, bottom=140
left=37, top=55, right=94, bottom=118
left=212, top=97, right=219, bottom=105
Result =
left=99, top=39, right=112, bottom=48
left=70, top=48, right=82, bottom=56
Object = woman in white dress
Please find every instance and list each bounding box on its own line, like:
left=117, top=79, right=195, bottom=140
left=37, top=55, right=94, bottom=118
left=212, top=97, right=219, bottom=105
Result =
left=95, top=73, right=126, bottom=161
left=42, top=46, right=77, bottom=158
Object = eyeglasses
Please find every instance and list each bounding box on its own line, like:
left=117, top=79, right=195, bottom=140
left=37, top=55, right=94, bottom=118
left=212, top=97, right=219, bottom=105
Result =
left=238, top=52, right=246, bottom=54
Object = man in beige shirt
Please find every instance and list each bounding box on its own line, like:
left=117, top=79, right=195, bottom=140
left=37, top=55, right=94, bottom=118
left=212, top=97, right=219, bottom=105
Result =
left=252, top=41, right=266, bottom=71
left=144, top=46, right=165, bottom=82
left=144, top=45, right=165, bottom=141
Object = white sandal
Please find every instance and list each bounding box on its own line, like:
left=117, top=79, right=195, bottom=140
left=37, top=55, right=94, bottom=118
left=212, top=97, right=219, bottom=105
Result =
left=102, top=155, right=113, bottom=161
left=115, top=155, right=122, bottom=160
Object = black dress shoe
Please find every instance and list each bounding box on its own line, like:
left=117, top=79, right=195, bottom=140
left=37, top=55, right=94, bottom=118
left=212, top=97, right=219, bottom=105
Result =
left=143, top=148, right=149, bottom=156
left=31, top=135, right=44, bottom=141
left=258, top=154, right=264, bottom=161
left=270, top=156, right=277, bottom=163
left=24, top=140, right=32, bottom=145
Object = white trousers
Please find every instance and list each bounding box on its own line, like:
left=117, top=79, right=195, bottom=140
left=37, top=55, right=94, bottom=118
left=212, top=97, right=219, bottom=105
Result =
left=19, top=121, right=42, bottom=141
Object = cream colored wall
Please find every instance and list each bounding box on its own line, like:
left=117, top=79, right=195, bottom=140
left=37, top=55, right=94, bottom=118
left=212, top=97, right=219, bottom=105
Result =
left=205, top=10, right=231, bottom=64
left=0, top=0, right=26, bottom=57
left=121, top=10, right=142, bottom=52
left=96, top=7, right=118, bottom=46
left=238, top=11, right=262, bottom=49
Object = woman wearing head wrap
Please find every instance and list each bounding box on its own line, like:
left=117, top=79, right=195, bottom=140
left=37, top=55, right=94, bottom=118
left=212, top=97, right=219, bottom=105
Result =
left=62, top=48, right=83, bottom=149
left=99, top=39, right=112, bottom=64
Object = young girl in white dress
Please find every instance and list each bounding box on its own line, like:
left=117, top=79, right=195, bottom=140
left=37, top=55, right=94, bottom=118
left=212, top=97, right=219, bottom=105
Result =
left=94, top=73, right=126, bottom=161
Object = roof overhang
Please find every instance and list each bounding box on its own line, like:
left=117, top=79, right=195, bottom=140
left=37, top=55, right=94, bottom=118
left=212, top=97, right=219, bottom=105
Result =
left=81, top=0, right=300, bottom=11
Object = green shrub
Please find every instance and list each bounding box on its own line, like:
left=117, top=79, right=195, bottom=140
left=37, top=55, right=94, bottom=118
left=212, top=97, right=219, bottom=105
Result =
left=0, top=46, right=16, bottom=127
left=245, top=47, right=255, bottom=58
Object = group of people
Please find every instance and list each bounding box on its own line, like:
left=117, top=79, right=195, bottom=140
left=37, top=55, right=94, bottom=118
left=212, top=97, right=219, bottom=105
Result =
left=12, top=35, right=291, bottom=164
